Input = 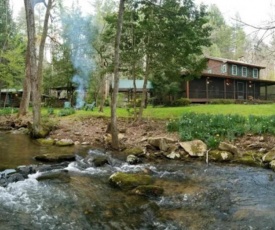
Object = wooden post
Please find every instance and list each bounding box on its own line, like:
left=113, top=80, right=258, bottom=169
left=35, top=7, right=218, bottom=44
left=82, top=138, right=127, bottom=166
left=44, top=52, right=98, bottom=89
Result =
left=186, top=81, right=190, bottom=98
left=233, top=79, right=236, bottom=99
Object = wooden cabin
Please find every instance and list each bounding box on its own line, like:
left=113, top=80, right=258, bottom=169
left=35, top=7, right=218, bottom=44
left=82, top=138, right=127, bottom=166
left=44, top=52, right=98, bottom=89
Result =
left=110, top=79, right=153, bottom=105
left=183, top=57, right=275, bottom=102
left=0, top=89, right=22, bottom=107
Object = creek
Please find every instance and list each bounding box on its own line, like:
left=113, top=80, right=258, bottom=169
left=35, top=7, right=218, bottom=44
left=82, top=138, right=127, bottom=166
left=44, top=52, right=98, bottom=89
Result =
left=1, top=131, right=275, bottom=229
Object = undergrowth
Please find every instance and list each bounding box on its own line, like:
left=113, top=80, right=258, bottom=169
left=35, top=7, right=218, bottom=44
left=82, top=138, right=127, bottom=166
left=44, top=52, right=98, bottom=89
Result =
left=167, top=113, right=275, bottom=148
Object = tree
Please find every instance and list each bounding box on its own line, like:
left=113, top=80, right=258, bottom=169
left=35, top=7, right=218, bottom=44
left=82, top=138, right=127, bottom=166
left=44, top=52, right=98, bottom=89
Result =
left=203, top=4, right=249, bottom=60
left=23, top=0, right=54, bottom=137
left=111, top=0, right=125, bottom=150
left=0, top=0, right=24, bottom=106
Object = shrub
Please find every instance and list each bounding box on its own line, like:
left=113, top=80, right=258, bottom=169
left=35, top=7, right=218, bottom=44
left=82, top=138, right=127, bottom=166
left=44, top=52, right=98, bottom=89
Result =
left=209, top=99, right=235, bottom=104
left=171, top=98, right=191, bottom=107
left=58, top=108, right=75, bottom=117
left=0, top=107, right=18, bottom=116
left=167, top=112, right=275, bottom=148
left=167, top=113, right=258, bottom=148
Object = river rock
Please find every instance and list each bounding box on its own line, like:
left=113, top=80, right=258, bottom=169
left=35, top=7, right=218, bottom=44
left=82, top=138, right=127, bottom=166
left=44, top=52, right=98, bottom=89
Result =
left=218, top=142, right=239, bottom=156
left=209, top=150, right=233, bottom=162
left=36, top=138, right=55, bottom=145
left=123, top=147, right=144, bottom=157
left=126, top=155, right=141, bottom=165
left=235, top=152, right=263, bottom=167
left=17, top=165, right=37, bottom=177
left=109, top=172, right=153, bottom=190
left=132, top=185, right=164, bottom=197
left=0, top=169, right=16, bottom=178
left=7, top=173, right=25, bottom=183
left=165, top=151, right=181, bottom=160
left=179, top=140, right=207, bottom=157
left=36, top=170, right=70, bottom=182
left=34, top=154, right=75, bottom=163
left=55, top=139, right=74, bottom=146
left=92, top=156, right=109, bottom=167
left=262, top=150, right=275, bottom=163
left=269, top=160, right=275, bottom=171
left=147, top=137, right=176, bottom=151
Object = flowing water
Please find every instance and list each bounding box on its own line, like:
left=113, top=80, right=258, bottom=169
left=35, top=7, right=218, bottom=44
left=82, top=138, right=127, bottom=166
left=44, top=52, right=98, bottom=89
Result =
left=1, top=131, right=275, bottom=229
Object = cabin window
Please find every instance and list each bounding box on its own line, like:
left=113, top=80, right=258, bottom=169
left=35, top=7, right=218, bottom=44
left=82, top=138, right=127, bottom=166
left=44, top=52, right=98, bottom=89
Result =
left=242, top=67, right=247, bottom=77
left=232, top=65, right=237, bottom=75
left=221, top=64, right=227, bottom=73
left=253, top=68, right=259, bottom=78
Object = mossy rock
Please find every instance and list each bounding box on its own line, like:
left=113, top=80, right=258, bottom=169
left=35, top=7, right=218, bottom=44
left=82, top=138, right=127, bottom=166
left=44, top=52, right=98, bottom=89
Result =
left=132, top=185, right=164, bottom=197
left=234, top=152, right=263, bottom=167
left=262, top=150, right=275, bottom=163
left=109, top=172, right=154, bottom=190
left=123, top=147, right=144, bottom=156
left=55, top=139, right=74, bottom=146
left=92, top=156, right=109, bottom=167
left=36, top=138, right=55, bottom=146
left=209, top=150, right=233, bottom=162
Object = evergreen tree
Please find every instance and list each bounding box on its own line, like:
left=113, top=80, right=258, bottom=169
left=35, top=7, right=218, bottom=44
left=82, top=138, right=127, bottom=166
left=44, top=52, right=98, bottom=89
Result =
left=0, top=0, right=25, bottom=94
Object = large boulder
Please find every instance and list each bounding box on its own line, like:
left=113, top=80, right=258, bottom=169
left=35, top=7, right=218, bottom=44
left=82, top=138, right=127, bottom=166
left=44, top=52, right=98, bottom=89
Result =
left=109, top=172, right=153, bottom=190
left=147, top=137, right=176, bottom=152
left=179, top=140, right=207, bottom=157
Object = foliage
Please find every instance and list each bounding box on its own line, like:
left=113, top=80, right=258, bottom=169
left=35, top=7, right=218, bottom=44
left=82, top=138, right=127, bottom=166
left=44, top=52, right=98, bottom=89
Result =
left=58, top=108, right=75, bottom=117
left=170, top=98, right=191, bottom=107
left=209, top=99, right=235, bottom=104
left=167, top=112, right=275, bottom=148
left=203, top=5, right=249, bottom=59
left=0, top=107, right=18, bottom=116
left=0, top=1, right=25, bottom=89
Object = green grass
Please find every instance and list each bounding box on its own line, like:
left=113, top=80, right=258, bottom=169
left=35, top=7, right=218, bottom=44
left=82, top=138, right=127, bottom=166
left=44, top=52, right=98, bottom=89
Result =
left=41, top=104, right=275, bottom=120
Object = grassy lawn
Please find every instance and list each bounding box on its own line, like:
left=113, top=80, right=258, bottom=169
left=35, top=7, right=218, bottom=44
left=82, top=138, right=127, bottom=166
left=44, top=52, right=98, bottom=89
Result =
left=43, top=104, right=275, bottom=120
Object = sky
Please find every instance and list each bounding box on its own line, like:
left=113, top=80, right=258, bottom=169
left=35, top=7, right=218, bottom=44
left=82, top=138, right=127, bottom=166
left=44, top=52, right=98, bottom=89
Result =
left=11, top=0, right=274, bottom=25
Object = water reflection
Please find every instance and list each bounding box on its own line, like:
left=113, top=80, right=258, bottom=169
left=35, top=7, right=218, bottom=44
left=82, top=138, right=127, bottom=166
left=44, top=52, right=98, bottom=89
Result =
left=0, top=132, right=86, bottom=170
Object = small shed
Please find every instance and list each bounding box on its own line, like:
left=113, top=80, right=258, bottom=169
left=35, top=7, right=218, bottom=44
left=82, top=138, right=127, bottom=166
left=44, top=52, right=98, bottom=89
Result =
left=0, top=89, right=22, bottom=107
left=111, top=79, right=153, bottom=104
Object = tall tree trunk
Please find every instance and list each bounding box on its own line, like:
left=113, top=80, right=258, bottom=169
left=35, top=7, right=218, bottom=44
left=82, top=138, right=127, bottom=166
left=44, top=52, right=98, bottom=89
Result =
left=24, top=0, right=41, bottom=137
left=138, top=54, right=150, bottom=121
left=18, top=47, right=31, bottom=117
left=98, top=74, right=106, bottom=113
left=38, top=0, right=53, bottom=90
left=111, top=0, right=125, bottom=150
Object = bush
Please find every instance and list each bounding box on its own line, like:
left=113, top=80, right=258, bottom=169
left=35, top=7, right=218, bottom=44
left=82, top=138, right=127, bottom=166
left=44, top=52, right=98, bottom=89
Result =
left=209, top=99, right=235, bottom=104
left=167, top=112, right=275, bottom=148
left=58, top=108, right=75, bottom=117
left=171, top=98, right=191, bottom=107
left=0, top=107, right=18, bottom=116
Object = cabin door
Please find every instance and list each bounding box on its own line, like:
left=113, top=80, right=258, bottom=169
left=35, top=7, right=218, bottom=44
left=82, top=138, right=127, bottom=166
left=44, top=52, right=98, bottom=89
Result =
left=237, top=82, right=244, bottom=100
